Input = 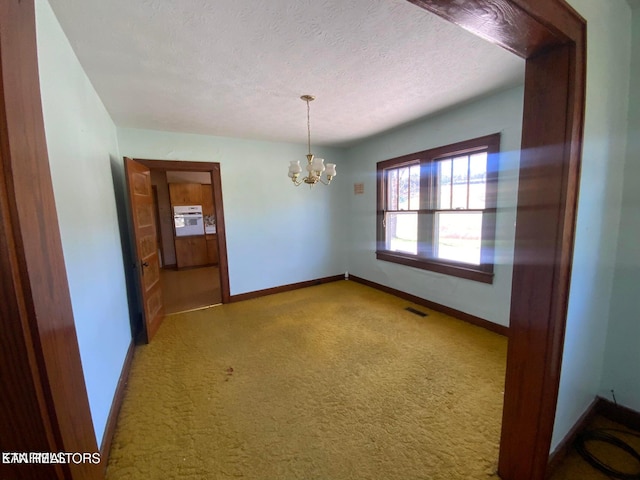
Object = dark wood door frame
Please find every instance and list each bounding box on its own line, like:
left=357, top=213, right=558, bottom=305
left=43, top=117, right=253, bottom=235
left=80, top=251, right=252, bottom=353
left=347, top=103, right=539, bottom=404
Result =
left=151, top=185, right=165, bottom=266
left=408, top=1, right=586, bottom=478
left=132, top=159, right=231, bottom=306
left=0, top=1, right=101, bottom=478
left=1, top=0, right=585, bottom=479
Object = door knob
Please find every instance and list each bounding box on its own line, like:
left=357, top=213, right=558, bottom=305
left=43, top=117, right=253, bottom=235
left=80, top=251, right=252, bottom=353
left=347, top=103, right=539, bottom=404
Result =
left=141, top=261, right=149, bottom=268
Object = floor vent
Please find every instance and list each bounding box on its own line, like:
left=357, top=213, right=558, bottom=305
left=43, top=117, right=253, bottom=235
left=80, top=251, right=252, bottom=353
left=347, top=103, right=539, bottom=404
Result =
left=405, top=307, right=428, bottom=317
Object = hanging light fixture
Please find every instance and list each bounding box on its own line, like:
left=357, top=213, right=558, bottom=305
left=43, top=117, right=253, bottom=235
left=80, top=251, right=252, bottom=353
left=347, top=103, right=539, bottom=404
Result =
left=288, top=95, right=336, bottom=186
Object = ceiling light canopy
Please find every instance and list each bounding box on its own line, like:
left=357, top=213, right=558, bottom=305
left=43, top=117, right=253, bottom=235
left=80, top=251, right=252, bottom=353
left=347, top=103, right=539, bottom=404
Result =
left=288, top=95, right=336, bottom=187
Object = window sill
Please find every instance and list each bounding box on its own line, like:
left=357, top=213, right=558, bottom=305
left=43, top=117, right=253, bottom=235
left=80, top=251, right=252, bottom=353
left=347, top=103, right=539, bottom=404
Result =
left=375, top=251, right=494, bottom=284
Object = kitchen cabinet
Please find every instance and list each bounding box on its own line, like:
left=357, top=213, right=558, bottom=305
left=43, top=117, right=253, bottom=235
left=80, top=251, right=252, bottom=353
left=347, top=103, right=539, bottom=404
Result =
left=175, top=236, right=208, bottom=268
left=206, top=234, right=218, bottom=265
left=169, top=183, right=202, bottom=206
left=201, top=184, right=213, bottom=216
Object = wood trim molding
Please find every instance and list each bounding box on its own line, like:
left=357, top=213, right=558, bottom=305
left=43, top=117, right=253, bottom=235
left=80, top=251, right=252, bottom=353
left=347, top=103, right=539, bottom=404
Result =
left=348, top=275, right=508, bottom=336
left=133, top=159, right=215, bottom=171
left=546, top=397, right=600, bottom=477
left=375, top=133, right=500, bottom=285
left=100, top=341, right=135, bottom=469
left=500, top=43, right=585, bottom=480
left=597, top=397, right=640, bottom=432
left=0, top=1, right=100, bottom=478
left=375, top=252, right=495, bottom=284
left=408, top=0, right=573, bottom=58
left=546, top=397, right=640, bottom=477
left=229, top=275, right=345, bottom=303
left=506, top=0, right=585, bottom=42
left=210, top=163, right=231, bottom=304
left=406, top=2, right=586, bottom=479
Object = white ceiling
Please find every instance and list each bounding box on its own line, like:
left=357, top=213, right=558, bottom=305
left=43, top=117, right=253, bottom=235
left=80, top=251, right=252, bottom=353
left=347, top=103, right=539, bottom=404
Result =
left=47, top=0, right=525, bottom=147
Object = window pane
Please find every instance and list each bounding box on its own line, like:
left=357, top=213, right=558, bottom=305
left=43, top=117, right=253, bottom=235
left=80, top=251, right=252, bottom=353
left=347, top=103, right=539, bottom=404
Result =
left=451, top=155, right=469, bottom=209
left=385, top=211, right=418, bottom=255
left=398, top=167, right=409, bottom=210
left=437, top=159, right=451, bottom=209
left=435, top=212, right=482, bottom=265
left=468, top=152, right=487, bottom=209
left=387, top=169, right=398, bottom=210
left=409, top=164, right=420, bottom=210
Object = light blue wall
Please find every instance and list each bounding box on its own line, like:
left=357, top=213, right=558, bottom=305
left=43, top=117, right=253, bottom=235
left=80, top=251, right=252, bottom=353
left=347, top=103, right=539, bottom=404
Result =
left=600, top=4, right=640, bottom=412
left=35, top=0, right=132, bottom=446
left=116, top=128, right=349, bottom=295
left=552, top=0, right=632, bottom=450
left=344, top=87, right=524, bottom=326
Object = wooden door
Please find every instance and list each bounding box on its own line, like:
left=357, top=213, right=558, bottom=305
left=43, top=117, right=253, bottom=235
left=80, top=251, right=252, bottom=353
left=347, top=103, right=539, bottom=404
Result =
left=125, top=157, right=164, bottom=342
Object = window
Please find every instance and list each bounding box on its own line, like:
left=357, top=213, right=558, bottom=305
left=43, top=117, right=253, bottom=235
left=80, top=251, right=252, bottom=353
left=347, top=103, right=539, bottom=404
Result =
left=376, top=134, right=500, bottom=283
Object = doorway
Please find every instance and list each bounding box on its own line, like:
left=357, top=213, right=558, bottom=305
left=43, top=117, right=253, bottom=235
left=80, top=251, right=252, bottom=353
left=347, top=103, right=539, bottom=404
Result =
left=125, top=158, right=230, bottom=342
left=153, top=169, right=222, bottom=313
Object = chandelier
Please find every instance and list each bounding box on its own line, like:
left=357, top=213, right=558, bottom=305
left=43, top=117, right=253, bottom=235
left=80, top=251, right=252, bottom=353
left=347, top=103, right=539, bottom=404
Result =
left=288, top=95, right=336, bottom=186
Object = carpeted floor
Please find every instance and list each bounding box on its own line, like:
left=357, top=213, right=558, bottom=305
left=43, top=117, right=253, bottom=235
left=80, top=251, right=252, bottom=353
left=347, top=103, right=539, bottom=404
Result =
left=550, top=416, right=640, bottom=480
left=106, top=280, right=508, bottom=479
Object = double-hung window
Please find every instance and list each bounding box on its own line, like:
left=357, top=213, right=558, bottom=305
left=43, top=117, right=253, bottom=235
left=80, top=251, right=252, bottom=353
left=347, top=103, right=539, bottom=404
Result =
left=376, top=133, right=500, bottom=283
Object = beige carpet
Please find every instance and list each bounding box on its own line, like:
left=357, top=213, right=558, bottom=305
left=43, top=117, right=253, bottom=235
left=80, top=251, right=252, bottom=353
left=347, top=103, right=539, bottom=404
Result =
left=106, top=280, right=507, bottom=479
left=550, top=416, right=640, bottom=480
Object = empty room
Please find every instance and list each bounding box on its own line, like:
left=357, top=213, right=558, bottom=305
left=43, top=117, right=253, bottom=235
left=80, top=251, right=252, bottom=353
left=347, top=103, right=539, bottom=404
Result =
left=2, top=1, right=639, bottom=480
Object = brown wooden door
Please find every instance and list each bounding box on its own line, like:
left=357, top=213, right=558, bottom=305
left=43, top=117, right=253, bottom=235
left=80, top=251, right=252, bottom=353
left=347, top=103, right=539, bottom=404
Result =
left=125, top=157, right=164, bottom=342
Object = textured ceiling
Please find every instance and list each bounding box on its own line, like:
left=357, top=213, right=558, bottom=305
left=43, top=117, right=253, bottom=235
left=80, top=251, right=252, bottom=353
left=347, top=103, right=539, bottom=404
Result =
left=47, top=0, right=525, bottom=147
